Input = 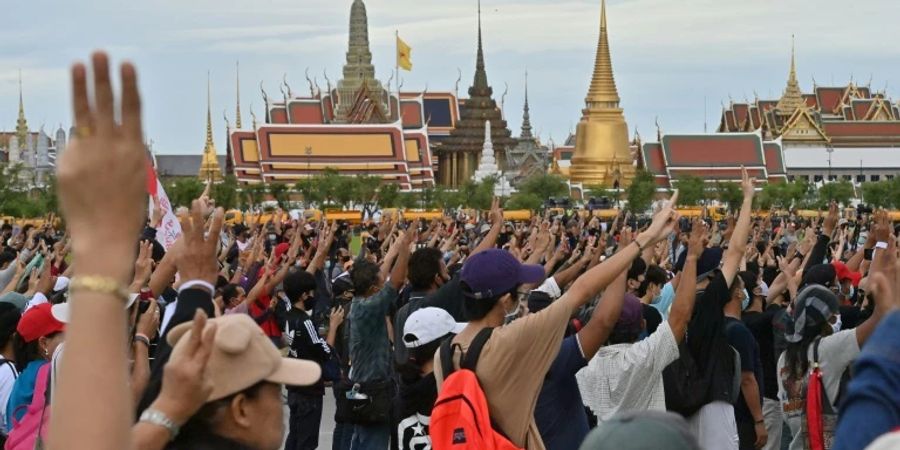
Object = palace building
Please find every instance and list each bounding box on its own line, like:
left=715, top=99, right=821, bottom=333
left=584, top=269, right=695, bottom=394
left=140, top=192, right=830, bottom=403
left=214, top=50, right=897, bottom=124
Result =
left=641, top=39, right=900, bottom=188
left=0, top=75, right=66, bottom=188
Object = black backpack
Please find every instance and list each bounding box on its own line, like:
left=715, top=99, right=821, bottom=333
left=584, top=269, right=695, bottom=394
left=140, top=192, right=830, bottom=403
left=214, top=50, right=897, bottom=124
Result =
left=663, top=337, right=739, bottom=417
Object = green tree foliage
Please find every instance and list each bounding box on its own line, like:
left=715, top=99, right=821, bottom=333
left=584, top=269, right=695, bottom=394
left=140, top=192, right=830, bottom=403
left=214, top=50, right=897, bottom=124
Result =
left=517, top=173, right=569, bottom=201
left=816, top=180, right=854, bottom=207
left=356, top=175, right=382, bottom=214
left=714, top=181, right=743, bottom=211
left=505, top=192, right=543, bottom=210
left=860, top=181, right=894, bottom=208
left=376, top=184, right=401, bottom=209
left=243, top=183, right=267, bottom=210
left=295, top=178, right=323, bottom=206
left=458, top=179, right=495, bottom=210
left=625, top=169, right=656, bottom=213
left=673, top=174, right=706, bottom=206
left=211, top=175, right=240, bottom=210
left=165, top=178, right=205, bottom=209
left=268, top=182, right=292, bottom=209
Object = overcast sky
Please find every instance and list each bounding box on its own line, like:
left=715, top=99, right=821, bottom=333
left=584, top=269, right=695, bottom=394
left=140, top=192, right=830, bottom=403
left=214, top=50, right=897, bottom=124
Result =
left=2, top=0, right=899, bottom=155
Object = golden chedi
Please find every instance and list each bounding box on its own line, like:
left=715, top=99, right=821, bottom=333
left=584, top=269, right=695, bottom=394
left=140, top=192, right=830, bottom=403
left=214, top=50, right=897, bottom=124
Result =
left=569, top=0, right=635, bottom=187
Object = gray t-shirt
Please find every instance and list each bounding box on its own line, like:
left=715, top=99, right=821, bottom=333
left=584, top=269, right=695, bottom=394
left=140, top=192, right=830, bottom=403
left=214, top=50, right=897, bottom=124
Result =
left=348, top=284, right=399, bottom=383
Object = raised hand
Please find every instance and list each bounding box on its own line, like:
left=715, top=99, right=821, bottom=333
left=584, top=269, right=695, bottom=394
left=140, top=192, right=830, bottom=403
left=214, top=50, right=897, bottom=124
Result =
left=642, top=190, right=680, bottom=247
left=150, top=195, right=165, bottom=229
left=57, top=53, right=147, bottom=279
left=740, top=165, right=756, bottom=199
left=177, top=201, right=224, bottom=286
left=688, top=219, right=707, bottom=258
left=488, top=197, right=502, bottom=224
left=823, top=201, right=839, bottom=238
left=131, top=240, right=154, bottom=289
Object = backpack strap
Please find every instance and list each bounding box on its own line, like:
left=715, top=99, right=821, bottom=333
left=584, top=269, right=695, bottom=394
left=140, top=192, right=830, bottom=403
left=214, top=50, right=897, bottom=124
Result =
left=461, top=328, right=494, bottom=372
left=812, top=338, right=821, bottom=365
left=439, top=336, right=456, bottom=380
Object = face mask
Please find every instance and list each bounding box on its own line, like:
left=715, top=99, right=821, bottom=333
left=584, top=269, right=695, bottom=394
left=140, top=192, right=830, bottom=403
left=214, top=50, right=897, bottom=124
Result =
left=741, top=289, right=751, bottom=311
left=504, top=300, right=523, bottom=325
left=845, top=286, right=855, bottom=299
left=831, top=314, right=842, bottom=333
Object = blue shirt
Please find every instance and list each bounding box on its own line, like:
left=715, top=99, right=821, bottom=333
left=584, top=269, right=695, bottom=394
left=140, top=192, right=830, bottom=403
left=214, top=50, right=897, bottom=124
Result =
left=833, top=310, right=900, bottom=450
left=651, top=282, right=676, bottom=321
left=348, top=284, right=399, bottom=383
left=6, top=360, right=45, bottom=431
left=534, top=335, right=589, bottom=450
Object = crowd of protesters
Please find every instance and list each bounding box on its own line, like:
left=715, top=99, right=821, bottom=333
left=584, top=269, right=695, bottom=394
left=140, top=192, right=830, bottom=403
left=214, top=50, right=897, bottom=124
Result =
left=0, top=52, right=897, bottom=450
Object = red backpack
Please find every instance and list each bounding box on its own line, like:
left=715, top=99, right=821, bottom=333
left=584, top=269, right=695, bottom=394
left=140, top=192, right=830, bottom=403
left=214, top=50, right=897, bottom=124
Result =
left=430, top=328, right=522, bottom=450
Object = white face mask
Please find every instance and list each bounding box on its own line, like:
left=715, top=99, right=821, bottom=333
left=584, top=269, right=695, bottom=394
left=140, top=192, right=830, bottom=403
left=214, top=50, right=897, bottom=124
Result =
left=831, top=314, right=842, bottom=333
left=504, top=299, right=523, bottom=324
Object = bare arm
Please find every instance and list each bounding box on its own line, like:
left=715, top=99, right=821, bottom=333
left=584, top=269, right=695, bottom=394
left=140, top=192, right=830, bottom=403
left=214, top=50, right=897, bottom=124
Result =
left=389, top=230, right=417, bottom=290
left=669, top=219, right=705, bottom=343
left=471, top=198, right=503, bottom=257
left=721, top=167, right=755, bottom=287
left=578, top=254, right=628, bottom=359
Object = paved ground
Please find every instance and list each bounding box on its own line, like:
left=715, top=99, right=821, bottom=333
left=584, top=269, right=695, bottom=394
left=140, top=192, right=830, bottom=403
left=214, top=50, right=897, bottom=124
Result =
left=283, top=387, right=338, bottom=450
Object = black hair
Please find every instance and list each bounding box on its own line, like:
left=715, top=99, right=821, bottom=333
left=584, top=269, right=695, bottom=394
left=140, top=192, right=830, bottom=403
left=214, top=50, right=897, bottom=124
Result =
left=12, top=330, right=61, bottom=371
left=397, top=333, right=449, bottom=380
left=221, top=284, right=242, bottom=305
left=645, top=265, right=667, bottom=287
left=784, top=332, right=821, bottom=379
left=0, top=303, right=21, bottom=352
left=461, top=281, right=519, bottom=321
left=627, top=257, right=647, bottom=282
left=739, top=271, right=758, bottom=301
left=408, top=247, right=443, bottom=291
left=0, top=250, right=16, bottom=269
left=608, top=328, right=642, bottom=345
left=169, top=381, right=268, bottom=450
left=350, top=260, right=381, bottom=297
left=283, top=269, right=317, bottom=304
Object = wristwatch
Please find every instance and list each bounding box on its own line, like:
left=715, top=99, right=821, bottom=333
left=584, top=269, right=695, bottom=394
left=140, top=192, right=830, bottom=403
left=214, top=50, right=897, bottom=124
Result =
left=139, top=408, right=180, bottom=440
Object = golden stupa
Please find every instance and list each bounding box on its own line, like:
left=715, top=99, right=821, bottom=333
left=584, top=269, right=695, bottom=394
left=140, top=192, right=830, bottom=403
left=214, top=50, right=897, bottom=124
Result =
left=198, top=73, right=223, bottom=183
left=568, top=0, right=635, bottom=187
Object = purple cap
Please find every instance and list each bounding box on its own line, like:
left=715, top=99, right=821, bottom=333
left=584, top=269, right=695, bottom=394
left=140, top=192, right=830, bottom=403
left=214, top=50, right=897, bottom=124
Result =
left=614, top=294, right=644, bottom=335
left=461, top=249, right=545, bottom=299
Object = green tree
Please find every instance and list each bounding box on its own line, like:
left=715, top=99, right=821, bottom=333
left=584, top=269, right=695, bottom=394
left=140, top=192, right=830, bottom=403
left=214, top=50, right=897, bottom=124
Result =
left=295, top=178, right=323, bottom=207
left=457, top=179, right=495, bottom=210
left=399, top=191, right=419, bottom=209
left=317, top=168, right=343, bottom=206
left=714, top=181, right=743, bottom=211
left=517, top=173, right=569, bottom=201
left=376, top=183, right=401, bottom=209
left=625, top=169, right=657, bottom=213
left=817, top=180, right=854, bottom=207
left=244, top=183, right=267, bottom=210
left=673, top=174, right=706, bottom=206
left=211, top=175, right=240, bottom=210
left=166, top=178, right=205, bottom=208
left=355, top=175, right=382, bottom=215
left=505, top=192, right=543, bottom=210
left=268, top=182, right=292, bottom=209
left=860, top=181, right=892, bottom=208
left=333, top=176, right=359, bottom=209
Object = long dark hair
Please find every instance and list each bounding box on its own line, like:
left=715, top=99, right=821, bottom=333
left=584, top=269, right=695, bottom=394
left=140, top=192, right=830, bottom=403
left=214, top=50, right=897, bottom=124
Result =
left=687, top=271, right=739, bottom=371
left=784, top=324, right=827, bottom=378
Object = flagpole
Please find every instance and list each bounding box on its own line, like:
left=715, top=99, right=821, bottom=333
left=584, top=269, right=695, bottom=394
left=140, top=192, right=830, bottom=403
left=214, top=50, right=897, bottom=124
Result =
left=395, top=30, right=400, bottom=112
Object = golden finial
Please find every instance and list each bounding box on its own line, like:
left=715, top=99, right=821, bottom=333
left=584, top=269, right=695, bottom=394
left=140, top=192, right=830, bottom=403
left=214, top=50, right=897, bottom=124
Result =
left=199, top=71, right=221, bottom=181
left=15, top=69, right=28, bottom=143
left=250, top=103, right=258, bottom=129
left=235, top=61, right=242, bottom=129
left=776, top=35, right=804, bottom=113
left=585, top=0, right=621, bottom=108
left=206, top=71, right=214, bottom=149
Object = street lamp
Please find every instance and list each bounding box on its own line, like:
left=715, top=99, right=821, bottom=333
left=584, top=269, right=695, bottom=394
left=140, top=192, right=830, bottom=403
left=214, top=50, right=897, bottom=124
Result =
left=826, top=144, right=834, bottom=181
left=304, top=145, right=313, bottom=178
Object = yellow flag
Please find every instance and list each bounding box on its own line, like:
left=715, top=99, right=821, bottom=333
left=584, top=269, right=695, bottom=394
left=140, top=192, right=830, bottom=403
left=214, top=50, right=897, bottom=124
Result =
left=397, top=35, right=412, bottom=71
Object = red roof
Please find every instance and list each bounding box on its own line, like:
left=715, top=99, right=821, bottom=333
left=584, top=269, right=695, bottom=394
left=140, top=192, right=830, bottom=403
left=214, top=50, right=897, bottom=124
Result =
left=816, top=87, right=845, bottom=113
left=749, top=106, right=761, bottom=130
left=641, top=143, right=665, bottom=175
left=401, top=101, right=423, bottom=129
left=857, top=86, right=871, bottom=98
left=270, top=107, right=288, bottom=124
left=725, top=109, right=737, bottom=131
left=763, top=142, right=786, bottom=175
left=668, top=168, right=767, bottom=180
left=732, top=104, right=749, bottom=129
left=288, top=101, right=325, bottom=124
left=661, top=134, right=765, bottom=167
left=851, top=100, right=874, bottom=120
left=803, top=94, right=818, bottom=109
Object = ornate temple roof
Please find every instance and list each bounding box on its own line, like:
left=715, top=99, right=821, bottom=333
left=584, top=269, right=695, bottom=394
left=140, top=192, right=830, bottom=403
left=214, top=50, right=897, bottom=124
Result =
left=199, top=76, right=223, bottom=182
left=438, top=1, right=515, bottom=163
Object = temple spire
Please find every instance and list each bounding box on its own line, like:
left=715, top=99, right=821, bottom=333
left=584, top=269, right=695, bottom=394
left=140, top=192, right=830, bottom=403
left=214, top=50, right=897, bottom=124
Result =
left=520, top=71, right=533, bottom=139
left=776, top=35, right=804, bottom=113
left=199, top=72, right=222, bottom=182
left=15, top=69, right=28, bottom=144
left=473, top=0, right=489, bottom=91
left=235, top=61, right=243, bottom=129
left=585, top=0, right=621, bottom=108
left=206, top=72, right=214, bottom=149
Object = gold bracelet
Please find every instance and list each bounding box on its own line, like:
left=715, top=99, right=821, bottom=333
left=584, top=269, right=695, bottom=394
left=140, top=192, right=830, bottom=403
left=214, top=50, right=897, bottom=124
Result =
left=69, top=276, right=129, bottom=301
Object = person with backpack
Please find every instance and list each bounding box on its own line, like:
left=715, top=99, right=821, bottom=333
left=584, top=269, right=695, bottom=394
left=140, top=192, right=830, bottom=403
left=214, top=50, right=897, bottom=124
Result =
left=431, top=196, right=679, bottom=450
left=394, top=307, right=465, bottom=450
left=724, top=272, right=767, bottom=449
left=777, top=280, right=889, bottom=450
left=577, top=218, right=704, bottom=424
left=0, top=303, right=21, bottom=443
left=676, top=167, right=755, bottom=450
left=392, top=247, right=451, bottom=369
left=347, top=229, right=416, bottom=449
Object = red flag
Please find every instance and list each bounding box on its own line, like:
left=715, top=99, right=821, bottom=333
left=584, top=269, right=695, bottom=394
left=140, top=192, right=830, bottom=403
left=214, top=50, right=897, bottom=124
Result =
left=806, top=367, right=825, bottom=450
left=145, top=158, right=158, bottom=197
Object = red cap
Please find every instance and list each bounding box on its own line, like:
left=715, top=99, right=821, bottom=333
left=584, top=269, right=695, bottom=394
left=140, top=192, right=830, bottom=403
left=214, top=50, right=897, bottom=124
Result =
left=831, top=261, right=862, bottom=287
left=17, top=303, right=65, bottom=343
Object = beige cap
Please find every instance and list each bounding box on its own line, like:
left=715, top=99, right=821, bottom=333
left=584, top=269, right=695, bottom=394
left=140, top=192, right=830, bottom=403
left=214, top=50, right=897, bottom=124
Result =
left=167, top=314, right=321, bottom=402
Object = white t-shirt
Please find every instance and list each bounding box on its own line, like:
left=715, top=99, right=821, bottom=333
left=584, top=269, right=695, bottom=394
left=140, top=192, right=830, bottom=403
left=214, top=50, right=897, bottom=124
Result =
left=576, top=320, right=680, bottom=421
left=0, top=358, right=19, bottom=435
left=777, top=329, right=860, bottom=450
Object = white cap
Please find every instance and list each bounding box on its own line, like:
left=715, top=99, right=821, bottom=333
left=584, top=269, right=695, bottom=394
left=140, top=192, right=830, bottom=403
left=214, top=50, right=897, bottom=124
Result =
left=758, top=281, right=769, bottom=299
left=53, top=276, right=70, bottom=292
left=402, top=307, right=466, bottom=349
left=51, top=293, right=140, bottom=323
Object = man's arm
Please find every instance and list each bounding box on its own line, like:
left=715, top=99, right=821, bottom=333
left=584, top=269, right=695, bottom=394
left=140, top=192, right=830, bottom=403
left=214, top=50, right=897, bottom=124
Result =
left=803, top=202, right=838, bottom=277
left=740, top=372, right=767, bottom=448
left=577, top=268, right=627, bottom=360
left=668, top=219, right=705, bottom=343
left=471, top=198, right=502, bottom=257
left=721, top=167, right=755, bottom=287
left=389, top=229, right=416, bottom=290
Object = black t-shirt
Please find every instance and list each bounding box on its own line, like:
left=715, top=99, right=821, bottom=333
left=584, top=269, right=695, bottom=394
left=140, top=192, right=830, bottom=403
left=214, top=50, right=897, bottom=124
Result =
left=725, top=317, right=764, bottom=423
left=743, top=306, right=784, bottom=400
left=839, top=304, right=872, bottom=330
left=392, top=291, right=429, bottom=368
left=392, top=373, right=438, bottom=450
left=421, top=273, right=465, bottom=321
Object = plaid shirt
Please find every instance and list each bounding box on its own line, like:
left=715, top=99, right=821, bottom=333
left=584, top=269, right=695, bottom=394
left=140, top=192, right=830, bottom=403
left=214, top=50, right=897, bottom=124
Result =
left=348, top=284, right=399, bottom=383
left=576, top=321, right=679, bottom=422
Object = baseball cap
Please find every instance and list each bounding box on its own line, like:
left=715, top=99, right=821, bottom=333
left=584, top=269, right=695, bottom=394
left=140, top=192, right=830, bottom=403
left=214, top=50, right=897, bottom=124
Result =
left=801, top=263, right=837, bottom=290
left=51, top=293, right=140, bottom=323
left=831, top=261, right=862, bottom=287
left=167, top=314, right=320, bottom=401
left=578, top=411, right=700, bottom=450
left=53, top=276, right=70, bottom=293
left=274, top=242, right=291, bottom=264
left=785, top=284, right=839, bottom=343
left=461, top=249, right=545, bottom=299
left=674, top=247, right=723, bottom=280
left=17, top=303, right=66, bottom=343
left=613, top=294, right=643, bottom=336
left=0, top=293, right=29, bottom=312
left=402, top=307, right=466, bottom=348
